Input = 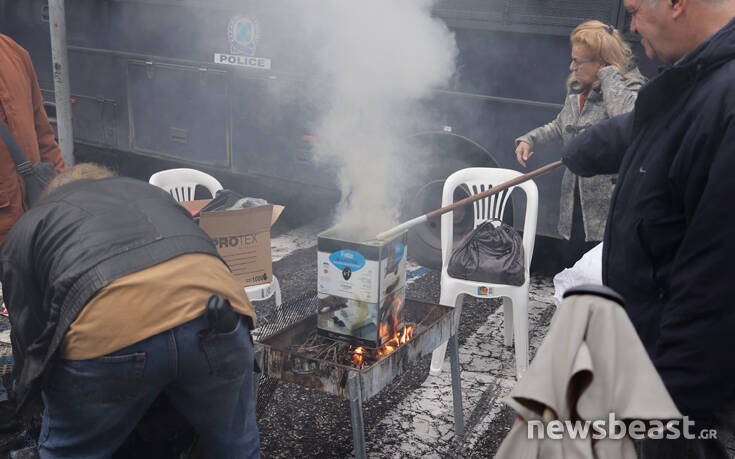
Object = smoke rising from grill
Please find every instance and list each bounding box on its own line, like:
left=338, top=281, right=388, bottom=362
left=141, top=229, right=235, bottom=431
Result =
left=282, top=0, right=457, bottom=240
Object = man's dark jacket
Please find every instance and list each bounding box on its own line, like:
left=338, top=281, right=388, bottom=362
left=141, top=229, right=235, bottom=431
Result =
left=563, top=18, right=735, bottom=423
left=0, top=177, right=221, bottom=409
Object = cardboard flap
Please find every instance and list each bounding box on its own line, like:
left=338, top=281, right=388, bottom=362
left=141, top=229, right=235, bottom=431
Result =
left=200, top=204, right=275, bottom=233
left=181, top=201, right=284, bottom=228
left=271, top=205, right=284, bottom=226
left=180, top=199, right=211, bottom=215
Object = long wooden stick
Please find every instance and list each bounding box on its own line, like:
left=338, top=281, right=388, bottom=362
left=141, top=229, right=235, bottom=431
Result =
left=375, top=160, right=564, bottom=240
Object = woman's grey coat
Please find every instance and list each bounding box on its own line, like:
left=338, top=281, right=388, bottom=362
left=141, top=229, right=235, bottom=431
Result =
left=516, top=65, right=645, bottom=241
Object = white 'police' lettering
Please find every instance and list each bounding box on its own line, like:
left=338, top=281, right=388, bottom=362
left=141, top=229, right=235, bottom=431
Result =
left=213, top=53, right=272, bottom=70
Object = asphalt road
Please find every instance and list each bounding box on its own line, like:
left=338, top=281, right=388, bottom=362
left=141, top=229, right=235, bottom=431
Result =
left=0, top=216, right=563, bottom=458
left=254, top=219, right=560, bottom=458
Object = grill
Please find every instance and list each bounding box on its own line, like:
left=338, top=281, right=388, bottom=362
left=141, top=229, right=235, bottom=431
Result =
left=254, top=292, right=465, bottom=459
left=1, top=319, right=11, bottom=378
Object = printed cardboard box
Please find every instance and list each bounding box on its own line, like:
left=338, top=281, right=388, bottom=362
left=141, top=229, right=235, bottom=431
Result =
left=316, top=227, right=407, bottom=348
left=180, top=200, right=284, bottom=287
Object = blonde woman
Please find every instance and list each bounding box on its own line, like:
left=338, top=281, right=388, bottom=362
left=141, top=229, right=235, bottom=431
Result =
left=515, top=21, right=644, bottom=260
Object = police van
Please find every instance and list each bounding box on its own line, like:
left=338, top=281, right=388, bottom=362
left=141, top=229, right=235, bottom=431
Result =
left=0, top=1, right=653, bottom=267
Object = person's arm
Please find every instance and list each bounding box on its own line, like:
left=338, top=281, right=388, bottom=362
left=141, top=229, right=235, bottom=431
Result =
left=22, top=48, right=65, bottom=173
left=651, top=115, right=735, bottom=423
left=515, top=97, right=571, bottom=150
left=561, top=112, right=633, bottom=177
left=598, top=66, right=643, bottom=118
left=515, top=96, right=573, bottom=166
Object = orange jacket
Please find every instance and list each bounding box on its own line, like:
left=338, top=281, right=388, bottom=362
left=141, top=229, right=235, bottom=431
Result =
left=0, top=34, right=65, bottom=244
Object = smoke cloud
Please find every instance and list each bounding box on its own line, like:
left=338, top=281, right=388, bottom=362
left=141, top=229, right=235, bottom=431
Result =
left=276, top=0, right=457, bottom=240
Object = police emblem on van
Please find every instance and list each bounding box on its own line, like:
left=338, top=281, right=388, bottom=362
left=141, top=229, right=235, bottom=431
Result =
left=228, top=16, right=259, bottom=55
left=215, top=16, right=272, bottom=70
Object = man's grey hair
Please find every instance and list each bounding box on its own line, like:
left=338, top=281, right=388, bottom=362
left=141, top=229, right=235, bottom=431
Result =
left=645, top=0, right=731, bottom=4
left=43, top=163, right=117, bottom=195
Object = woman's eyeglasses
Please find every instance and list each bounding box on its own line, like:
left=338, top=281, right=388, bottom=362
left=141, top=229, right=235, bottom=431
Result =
left=571, top=57, right=596, bottom=67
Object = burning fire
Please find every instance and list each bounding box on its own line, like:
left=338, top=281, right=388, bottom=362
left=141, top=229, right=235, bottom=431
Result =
left=349, top=324, right=414, bottom=368
left=400, top=325, right=411, bottom=343
left=352, top=346, right=364, bottom=367
left=378, top=324, right=413, bottom=358
left=350, top=295, right=414, bottom=368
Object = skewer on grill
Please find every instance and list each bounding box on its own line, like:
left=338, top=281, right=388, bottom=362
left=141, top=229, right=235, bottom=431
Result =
left=376, top=160, right=564, bottom=240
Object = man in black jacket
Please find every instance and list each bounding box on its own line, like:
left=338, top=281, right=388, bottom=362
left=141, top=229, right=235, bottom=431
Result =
left=0, top=164, right=260, bottom=458
left=562, top=0, right=735, bottom=457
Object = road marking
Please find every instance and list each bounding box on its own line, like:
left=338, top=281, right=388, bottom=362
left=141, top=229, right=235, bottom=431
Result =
left=270, top=222, right=327, bottom=262
left=406, top=259, right=430, bottom=284
left=367, top=277, right=556, bottom=457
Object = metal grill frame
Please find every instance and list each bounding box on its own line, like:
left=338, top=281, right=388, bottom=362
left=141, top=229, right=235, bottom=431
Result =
left=253, top=293, right=465, bottom=459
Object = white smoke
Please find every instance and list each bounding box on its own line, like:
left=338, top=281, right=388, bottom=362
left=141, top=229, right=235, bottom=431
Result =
left=293, top=0, right=457, bottom=240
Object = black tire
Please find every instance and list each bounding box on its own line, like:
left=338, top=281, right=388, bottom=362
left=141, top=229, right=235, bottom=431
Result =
left=402, top=133, right=500, bottom=269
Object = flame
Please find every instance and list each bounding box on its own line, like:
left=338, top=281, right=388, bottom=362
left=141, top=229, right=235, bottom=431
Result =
left=378, top=342, right=396, bottom=358
left=379, top=321, right=391, bottom=342
left=350, top=297, right=415, bottom=367
left=356, top=324, right=415, bottom=363
left=392, top=297, right=403, bottom=329
left=352, top=346, right=365, bottom=367
left=400, top=325, right=413, bottom=344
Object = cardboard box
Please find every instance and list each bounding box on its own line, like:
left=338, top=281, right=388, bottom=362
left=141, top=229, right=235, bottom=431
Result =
left=180, top=199, right=210, bottom=216
left=316, top=227, right=407, bottom=348
left=181, top=200, right=284, bottom=287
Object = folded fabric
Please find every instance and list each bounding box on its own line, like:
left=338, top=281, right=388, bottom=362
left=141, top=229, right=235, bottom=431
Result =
left=496, top=290, right=681, bottom=459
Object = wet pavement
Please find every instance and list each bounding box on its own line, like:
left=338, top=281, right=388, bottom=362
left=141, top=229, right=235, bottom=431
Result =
left=253, top=224, right=559, bottom=458
left=0, top=220, right=561, bottom=458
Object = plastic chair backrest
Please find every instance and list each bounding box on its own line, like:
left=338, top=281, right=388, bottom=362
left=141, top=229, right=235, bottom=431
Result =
left=149, top=168, right=223, bottom=202
left=440, top=167, right=538, bottom=274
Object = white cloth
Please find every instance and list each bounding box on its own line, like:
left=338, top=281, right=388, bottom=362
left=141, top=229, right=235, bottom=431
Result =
left=495, top=292, right=681, bottom=459
left=552, top=243, right=603, bottom=307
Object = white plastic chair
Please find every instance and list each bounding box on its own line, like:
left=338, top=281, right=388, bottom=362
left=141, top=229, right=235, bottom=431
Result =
left=149, top=168, right=224, bottom=201
left=149, top=168, right=282, bottom=307
left=429, top=167, right=538, bottom=380
left=244, top=275, right=282, bottom=307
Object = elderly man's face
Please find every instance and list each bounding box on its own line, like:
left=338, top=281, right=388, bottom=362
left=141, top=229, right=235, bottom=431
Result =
left=626, top=0, right=677, bottom=63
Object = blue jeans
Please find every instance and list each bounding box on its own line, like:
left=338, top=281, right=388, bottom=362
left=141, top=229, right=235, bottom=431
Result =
left=39, top=315, right=259, bottom=459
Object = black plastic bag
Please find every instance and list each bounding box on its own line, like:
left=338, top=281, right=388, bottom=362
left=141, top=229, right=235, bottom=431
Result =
left=194, top=189, right=267, bottom=220
left=447, top=220, right=525, bottom=286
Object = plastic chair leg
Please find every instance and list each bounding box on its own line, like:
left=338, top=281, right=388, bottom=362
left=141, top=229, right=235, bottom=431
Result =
left=272, top=275, right=282, bottom=307
left=511, top=290, right=529, bottom=379
left=430, top=341, right=448, bottom=376
left=430, top=290, right=463, bottom=376
left=502, top=296, right=514, bottom=347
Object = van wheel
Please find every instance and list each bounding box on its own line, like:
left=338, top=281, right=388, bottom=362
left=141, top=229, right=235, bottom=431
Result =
left=400, top=132, right=503, bottom=269
left=405, top=158, right=506, bottom=269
